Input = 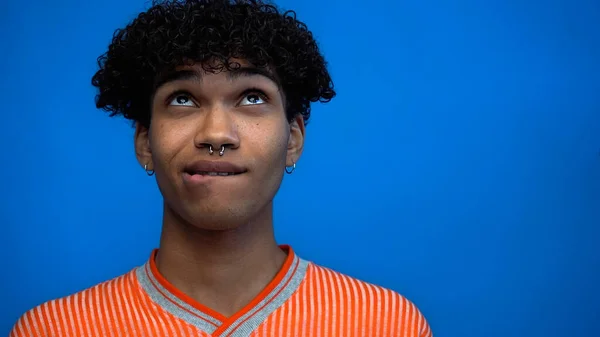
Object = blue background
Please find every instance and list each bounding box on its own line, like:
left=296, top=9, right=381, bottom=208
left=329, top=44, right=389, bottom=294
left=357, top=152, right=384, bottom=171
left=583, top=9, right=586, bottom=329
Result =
left=2, top=0, right=599, bottom=336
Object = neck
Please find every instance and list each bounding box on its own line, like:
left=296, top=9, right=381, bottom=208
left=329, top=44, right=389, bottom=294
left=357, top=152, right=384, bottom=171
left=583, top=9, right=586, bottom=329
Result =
left=155, top=202, right=287, bottom=317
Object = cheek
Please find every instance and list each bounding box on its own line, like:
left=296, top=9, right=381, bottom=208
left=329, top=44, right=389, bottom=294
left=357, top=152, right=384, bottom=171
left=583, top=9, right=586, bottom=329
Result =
left=149, top=121, right=190, bottom=169
left=245, top=122, right=289, bottom=165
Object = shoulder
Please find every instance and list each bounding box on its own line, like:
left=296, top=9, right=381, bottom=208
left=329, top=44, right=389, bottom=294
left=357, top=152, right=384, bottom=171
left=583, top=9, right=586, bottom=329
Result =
left=9, top=269, right=138, bottom=337
left=305, top=262, right=433, bottom=337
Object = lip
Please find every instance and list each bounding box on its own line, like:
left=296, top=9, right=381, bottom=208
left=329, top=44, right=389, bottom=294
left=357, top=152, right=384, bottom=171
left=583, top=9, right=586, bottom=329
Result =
left=182, top=160, right=247, bottom=185
left=185, top=160, right=246, bottom=174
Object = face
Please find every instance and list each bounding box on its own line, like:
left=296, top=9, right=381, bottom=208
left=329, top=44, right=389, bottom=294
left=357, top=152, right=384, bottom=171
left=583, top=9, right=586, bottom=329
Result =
left=134, top=61, right=305, bottom=230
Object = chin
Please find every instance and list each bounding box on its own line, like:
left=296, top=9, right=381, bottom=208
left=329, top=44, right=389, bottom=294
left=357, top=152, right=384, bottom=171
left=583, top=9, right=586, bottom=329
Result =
left=180, top=205, right=262, bottom=231
left=162, top=184, right=276, bottom=231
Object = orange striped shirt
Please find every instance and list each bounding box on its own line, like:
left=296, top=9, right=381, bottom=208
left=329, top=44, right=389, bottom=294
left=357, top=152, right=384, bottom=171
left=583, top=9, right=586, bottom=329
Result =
left=10, top=246, right=432, bottom=336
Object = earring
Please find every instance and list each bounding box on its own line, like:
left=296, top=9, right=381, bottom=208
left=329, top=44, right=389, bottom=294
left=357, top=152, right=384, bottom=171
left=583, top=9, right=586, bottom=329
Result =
left=144, top=164, right=155, bottom=176
left=285, top=162, right=296, bottom=174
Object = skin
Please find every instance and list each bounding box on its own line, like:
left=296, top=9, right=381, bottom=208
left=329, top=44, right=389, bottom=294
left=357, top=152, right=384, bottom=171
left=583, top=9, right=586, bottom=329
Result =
left=133, top=60, right=306, bottom=317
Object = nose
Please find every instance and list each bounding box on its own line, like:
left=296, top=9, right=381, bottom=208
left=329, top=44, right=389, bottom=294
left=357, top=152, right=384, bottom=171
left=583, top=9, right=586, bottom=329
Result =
left=194, top=105, right=240, bottom=154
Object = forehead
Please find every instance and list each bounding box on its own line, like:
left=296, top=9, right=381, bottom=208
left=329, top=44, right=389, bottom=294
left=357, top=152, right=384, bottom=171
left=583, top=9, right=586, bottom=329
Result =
left=153, top=59, right=281, bottom=90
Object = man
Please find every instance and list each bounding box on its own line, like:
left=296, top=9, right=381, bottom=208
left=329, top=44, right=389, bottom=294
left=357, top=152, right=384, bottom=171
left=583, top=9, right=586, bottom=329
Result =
left=10, top=0, right=432, bottom=336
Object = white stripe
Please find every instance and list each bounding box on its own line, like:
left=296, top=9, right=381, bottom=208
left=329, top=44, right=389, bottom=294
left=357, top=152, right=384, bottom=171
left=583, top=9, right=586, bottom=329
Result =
left=42, top=303, right=54, bottom=335
left=129, top=272, right=151, bottom=336
left=71, top=293, right=83, bottom=337
left=142, top=292, right=163, bottom=336
left=381, top=289, right=389, bottom=334
left=99, top=283, right=116, bottom=337
left=390, top=292, right=397, bottom=336
left=286, top=294, right=293, bottom=336
left=107, top=281, right=122, bottom=336
left=300, top=271, right=308, bottom=337
left=173, top=314, right=187, bottom=337
left=185, top=323, right=195, bottom=336
left=117, top=278, right=136, bottom=335
left=293, top=287, right=300, bottom=336
left=92, top=287, right=103, bottom=336
left=340, top=275, right=352, bottom=336
left=77, top=292, right=93, bottom=337
left=315, top=267, right=323, bottom=337
left=269, top=305, right=277, bottom=336
left=420, top=311, right=432, bottom=337
left=349, top=278, right=360, bottom=337
left=155, top=301, right=176, bottom=337
left=149, top=303, right=169, bottom=336
left=411, top=302, right=418, bottom=337
left=359, top=284, right=368, bottom=335
left=191, top=323, right=201, bottom=336
left=14, top=315, right=25, bottom=337
left=21, top=310, right=34, bottom=337
left=59, top=298, right=71, bottom=336
left=374, top=286, right=383, bottom=331
left=29, top=309, right=43, bottom=336
left=261, top=312, right=268, bottom=335
left=418, top=311, right=425, bottom=335
left=64, top=295, right=78, bottom=337
left=61, top=295, right=79, bottom=336
left=134, top=285, right=153, bottom=336
left=403, top=297, right=410, bottom=337
left=164, top=306, right=179, bottom=336
left=278, top=306, right=284, bottom=336
left=111, top=280, right=129, bottom=335
left=325, top=269, right=337, bottom=335
left=49, top=301, right=63, bottom=335
left=322, top=269, right=331, bottom=334
left=98, top=284, right=110, bottom=336
left=308, top=266, right=315, bottom=335
left=366, top=285, right=375, bottom=333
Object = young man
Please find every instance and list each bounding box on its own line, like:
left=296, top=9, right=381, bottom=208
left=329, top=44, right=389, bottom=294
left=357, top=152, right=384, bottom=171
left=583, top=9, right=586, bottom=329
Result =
left=11, top=1, right=432, bottom=336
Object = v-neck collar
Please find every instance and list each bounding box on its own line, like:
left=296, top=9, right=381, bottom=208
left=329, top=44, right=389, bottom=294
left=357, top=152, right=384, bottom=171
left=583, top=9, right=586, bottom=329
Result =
left=136, top=245, right=308, bottom=336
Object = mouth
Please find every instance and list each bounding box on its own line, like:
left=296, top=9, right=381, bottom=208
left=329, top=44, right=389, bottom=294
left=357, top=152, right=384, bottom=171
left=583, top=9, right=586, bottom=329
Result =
left=183, top=160, right=247, bottom=181
left=184, top=170, right=243, bottom=177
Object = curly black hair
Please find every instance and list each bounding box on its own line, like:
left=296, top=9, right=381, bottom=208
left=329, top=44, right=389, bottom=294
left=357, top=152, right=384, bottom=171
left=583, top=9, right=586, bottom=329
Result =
left=91, top=0, right=335, bottom=128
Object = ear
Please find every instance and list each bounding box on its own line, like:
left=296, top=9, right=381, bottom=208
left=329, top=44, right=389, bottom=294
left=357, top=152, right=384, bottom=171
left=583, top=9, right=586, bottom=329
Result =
left=286, top=114, right=305, bottom=166
left=134, top=122, right=153, bottom=170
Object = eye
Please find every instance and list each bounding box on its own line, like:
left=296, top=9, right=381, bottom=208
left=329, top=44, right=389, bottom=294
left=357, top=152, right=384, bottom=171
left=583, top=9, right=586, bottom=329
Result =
left=168, top=93, right=195, bottom=107
left=239, top=92, right=267, bottom=106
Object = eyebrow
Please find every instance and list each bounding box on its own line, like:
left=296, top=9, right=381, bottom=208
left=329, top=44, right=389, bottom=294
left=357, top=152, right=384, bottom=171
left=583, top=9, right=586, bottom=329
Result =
left=153, top=66, right=281, bottom=90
